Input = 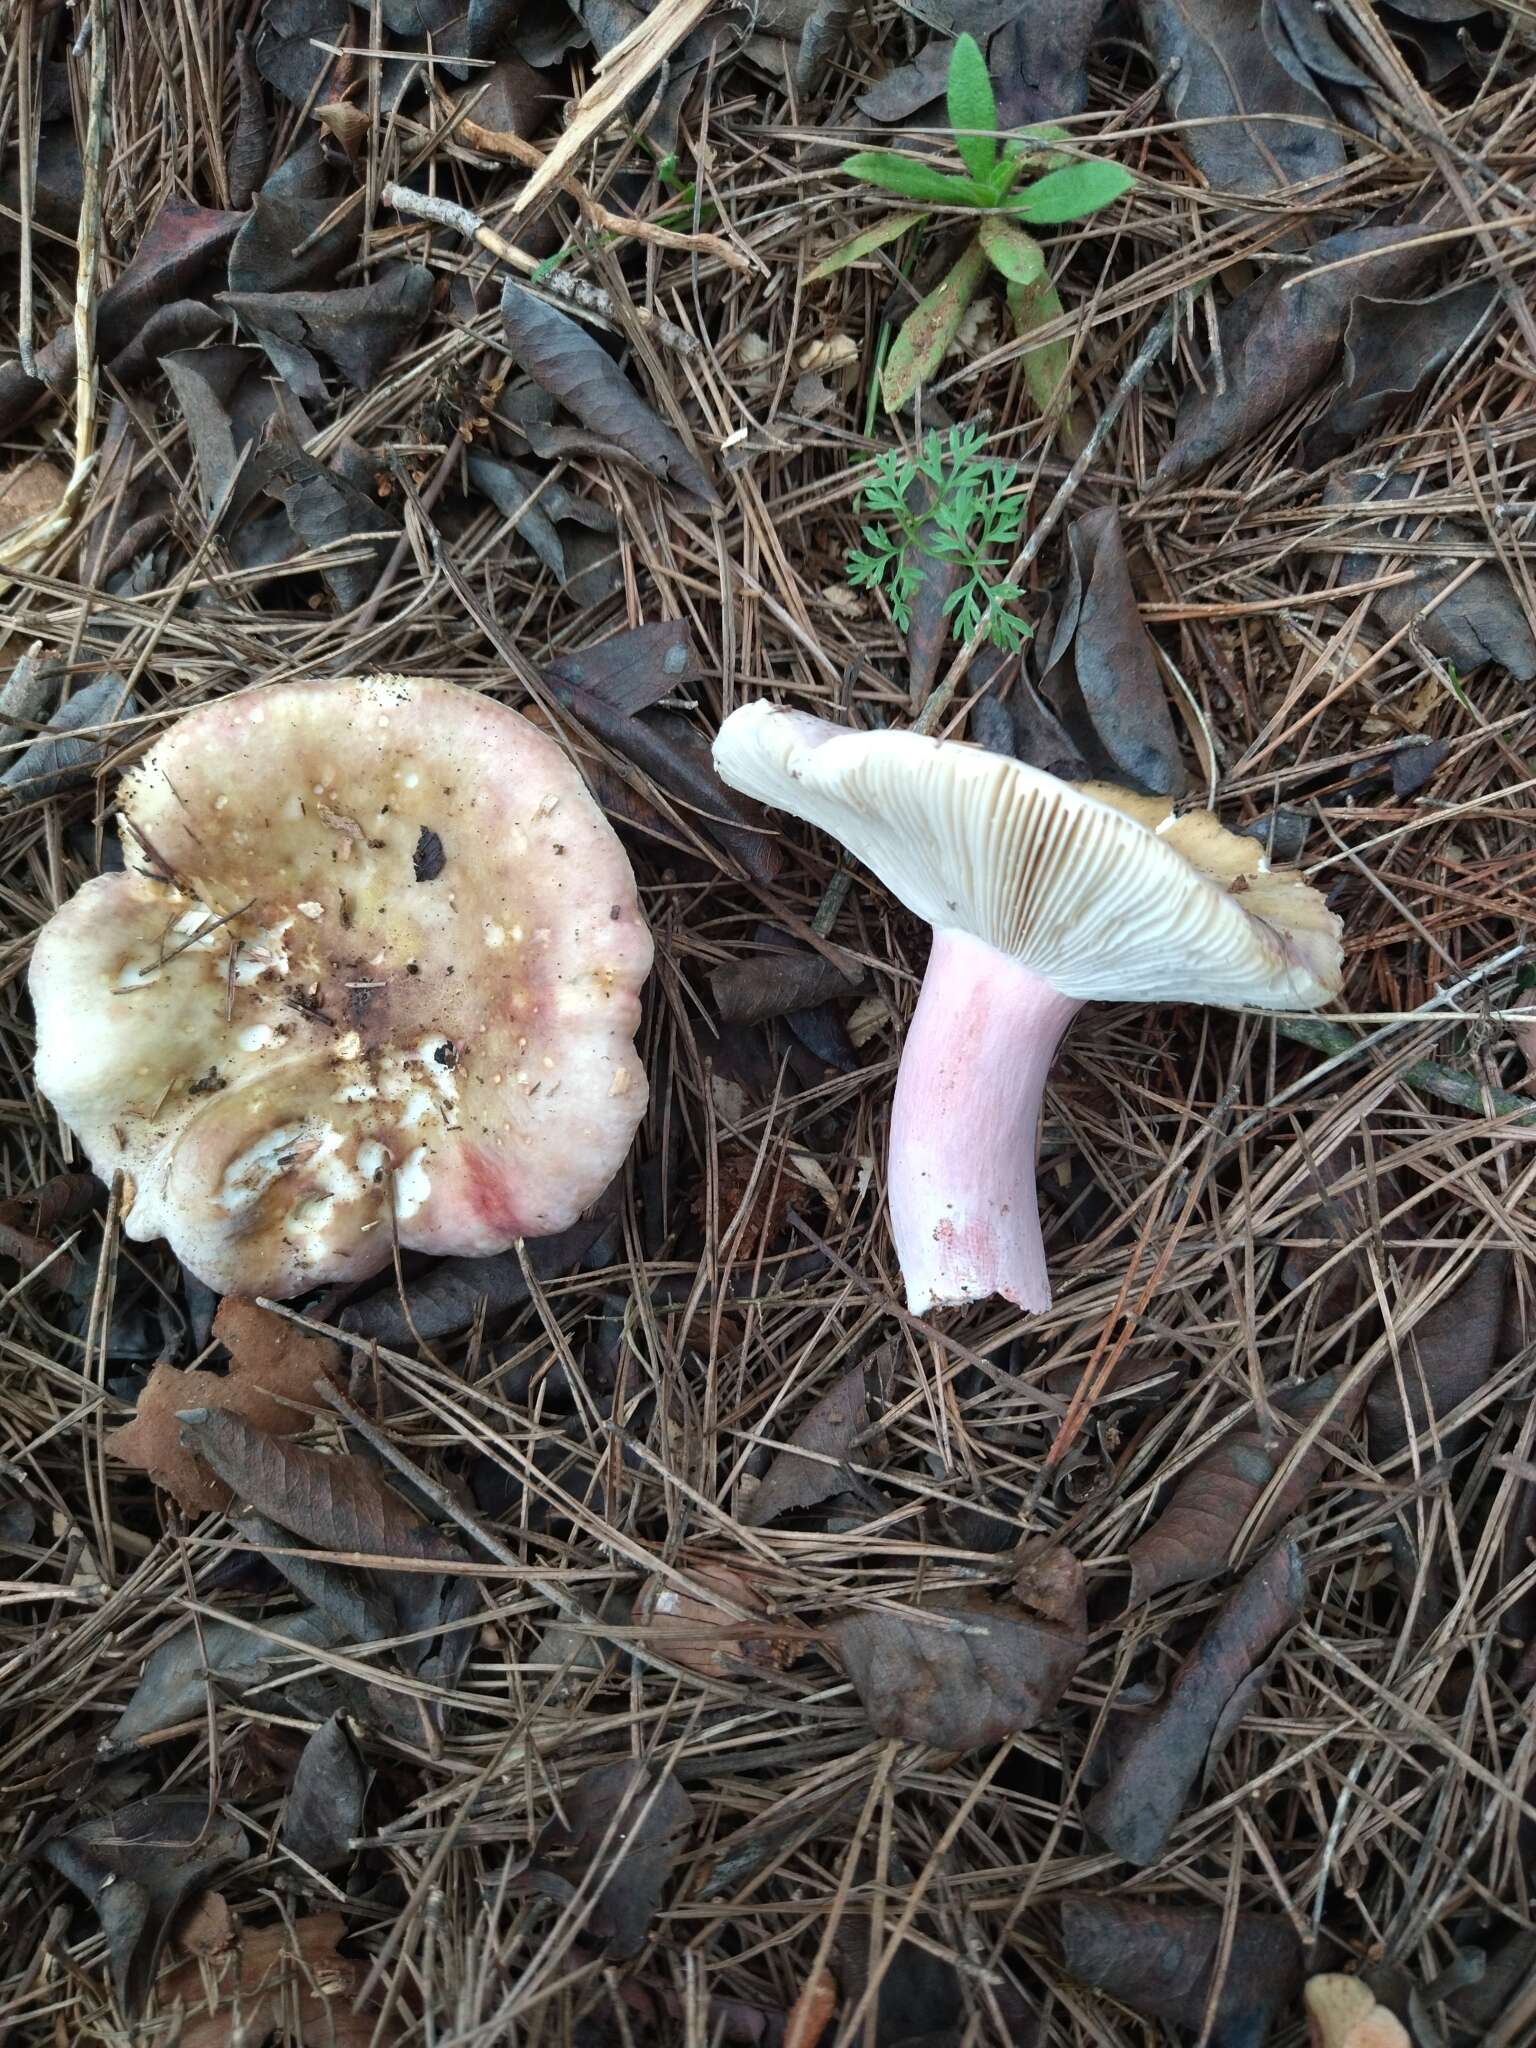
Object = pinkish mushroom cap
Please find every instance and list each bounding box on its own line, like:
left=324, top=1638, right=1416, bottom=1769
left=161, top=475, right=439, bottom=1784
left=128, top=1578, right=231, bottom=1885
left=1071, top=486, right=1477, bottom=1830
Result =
left=30, top=675, right=652, bottom=1296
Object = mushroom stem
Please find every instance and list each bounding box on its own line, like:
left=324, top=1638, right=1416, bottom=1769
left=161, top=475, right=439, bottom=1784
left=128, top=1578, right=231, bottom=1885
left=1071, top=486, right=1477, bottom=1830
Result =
left=889, top=929, right=1081, bottom=1315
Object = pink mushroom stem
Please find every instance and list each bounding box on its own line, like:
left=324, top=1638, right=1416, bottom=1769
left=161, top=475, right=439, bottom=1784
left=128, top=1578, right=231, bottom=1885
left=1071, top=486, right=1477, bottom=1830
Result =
left=889, top=927, right=1083, bottom=1315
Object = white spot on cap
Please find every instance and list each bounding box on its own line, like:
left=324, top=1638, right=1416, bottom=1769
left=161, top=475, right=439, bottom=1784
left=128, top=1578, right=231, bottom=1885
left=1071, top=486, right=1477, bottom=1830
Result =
left=296, top=901, right=324, bottom=920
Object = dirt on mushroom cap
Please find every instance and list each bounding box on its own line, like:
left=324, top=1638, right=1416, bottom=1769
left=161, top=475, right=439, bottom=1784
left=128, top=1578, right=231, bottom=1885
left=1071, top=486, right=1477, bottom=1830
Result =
left=29, top=675, right=653, bottom=1296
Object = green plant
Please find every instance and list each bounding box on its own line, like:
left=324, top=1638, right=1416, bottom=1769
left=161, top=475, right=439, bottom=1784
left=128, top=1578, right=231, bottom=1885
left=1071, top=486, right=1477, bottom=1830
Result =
left=846, top=423, right=1030, bottom=653
left=810, top=34, right=1133, bottom=415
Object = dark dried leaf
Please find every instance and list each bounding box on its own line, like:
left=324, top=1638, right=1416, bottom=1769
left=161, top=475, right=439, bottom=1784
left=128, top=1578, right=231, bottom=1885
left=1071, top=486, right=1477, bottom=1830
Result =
left=1158, top=228, right=1431, bottom=484
left=833, top=1916, right=964, bottom=2048
left=1320, top=471, right=1536, bottom=683
left=1368, top=1251, right=1510, bottom=1463
left=177, top=1408, right=461, bottom=1564
left=1305, top=278, right=1498, bottom=462
left=1267, top=0, right=1375, bottom=93
left=525, top=1762, right=695, bottom=1956
left=712, top=929, right=863, bottom=1027
left=546, top=656, right=782, bottom=882
left=229, top=140, right=358, bottom=296
left=1013, top=1542, right=1088, bottom=1636
left=340, top=1205, right=617, bottom=1343
left=270, top=442, right=397, bottom=612
left=255, top=0, right=350, bottom=105
left=857, top=40, right=953, bottom=120
left=1129, top=1365, right=1366, bottom=1603
left=1136, top=0, right=1346, bottom=206
left=545, top=618, right=699, bottom=713
left=37, top=1797, right=248, bottom=2017
left=0, top=203, right=241, bottom=434
left=1084, top=1540, right=1303, bottom=1865
left=467, top=452, right=617, bottom=590
left=106, top=1608, right=344, bottom=1749
left=991, top=0, right=1107, bottom=126
left=1, top=674, right=138, bottom=801
left=230, top=33, right=271, bottom=208
left=462, top=55, right=555, bottom=137
left=1061, top=1895, right=1303, bottom=2047
left=282, top=1714, right=366, bottom=1872
left=222, top=266, right=434, bottom=394
left=501, top=282, right=721, bottom=506
left=235, top=1512, right=399, bottom=1646
left=99, top=204, right=246, bottom=360
left=834, top=1591, right=1083, bottom=1749
left=413, top=825, right=447, bottom=881
left=1037, top=505, right=1187, bottom=796
left=743, top=1363, right=871, bottom=1527
left=965, top=690, right=1018, bottom=758
left=161, top=346, right=266, bottom=519
left=107, top=302, right=224, bottom=389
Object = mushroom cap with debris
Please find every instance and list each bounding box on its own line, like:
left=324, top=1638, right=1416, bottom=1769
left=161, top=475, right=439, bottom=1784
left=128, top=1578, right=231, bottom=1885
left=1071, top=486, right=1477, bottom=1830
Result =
left=30, top=675, right=653, bottom=1296
left=712, top=704, right=1342, bottom=1008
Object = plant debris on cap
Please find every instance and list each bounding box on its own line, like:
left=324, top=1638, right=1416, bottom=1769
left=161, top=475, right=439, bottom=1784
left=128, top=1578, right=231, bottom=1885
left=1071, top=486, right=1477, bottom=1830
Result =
left=30, top=676, right=652, bottom=1296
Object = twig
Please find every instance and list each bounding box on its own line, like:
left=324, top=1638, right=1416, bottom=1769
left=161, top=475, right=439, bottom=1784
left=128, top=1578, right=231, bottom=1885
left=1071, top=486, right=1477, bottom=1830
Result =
left=0, top=0, right=114, bottom=589
left=436, top=85, right=757, bottom=275
left=381, top=182, right=701, bottom=357
left=1274, top=1015, right=1536, bottom=1122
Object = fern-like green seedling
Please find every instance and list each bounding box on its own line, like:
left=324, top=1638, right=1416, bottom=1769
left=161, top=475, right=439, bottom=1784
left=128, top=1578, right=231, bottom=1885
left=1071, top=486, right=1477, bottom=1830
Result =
left=846, top=424, right=1031, bottom=654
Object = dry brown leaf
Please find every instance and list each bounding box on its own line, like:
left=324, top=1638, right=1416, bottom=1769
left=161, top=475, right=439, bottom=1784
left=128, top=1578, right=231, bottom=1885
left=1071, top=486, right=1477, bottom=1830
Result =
left=106, top=1298, right=341, bottom=1514
left=154, top=1911, right=388, bottom=2048
left=0, top=459, right=69, bottom=540
left=173, top=1891, right=236, bottom=1960
left=633, top=1561, right=795, bottom=1677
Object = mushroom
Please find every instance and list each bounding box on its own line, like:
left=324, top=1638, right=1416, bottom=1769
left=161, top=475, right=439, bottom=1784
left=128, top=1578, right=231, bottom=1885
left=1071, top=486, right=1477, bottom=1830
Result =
left=31, top=675, right=652, bottom=1297
left=712, top=704, right=1342, bottom=1314
left=1304, top=1976, right=1411, bottom=2048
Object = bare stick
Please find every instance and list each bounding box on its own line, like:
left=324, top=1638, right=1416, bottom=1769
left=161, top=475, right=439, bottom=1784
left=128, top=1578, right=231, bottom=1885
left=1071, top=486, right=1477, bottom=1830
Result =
left=382, top=181, right=701, bottom=358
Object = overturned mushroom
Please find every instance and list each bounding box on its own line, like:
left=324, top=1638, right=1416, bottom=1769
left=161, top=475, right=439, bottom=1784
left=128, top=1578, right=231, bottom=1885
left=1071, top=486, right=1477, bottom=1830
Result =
left=712, top=705, right=1341, bottom=1314
left=31, top=676, right=652, bottom=1296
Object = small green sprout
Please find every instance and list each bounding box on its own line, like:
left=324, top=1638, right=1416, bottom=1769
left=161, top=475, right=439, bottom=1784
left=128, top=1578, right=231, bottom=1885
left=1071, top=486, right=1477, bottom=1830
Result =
left=846, top=423, right=1030, bottom=654
left=809, top=34, right=1134, bottom=415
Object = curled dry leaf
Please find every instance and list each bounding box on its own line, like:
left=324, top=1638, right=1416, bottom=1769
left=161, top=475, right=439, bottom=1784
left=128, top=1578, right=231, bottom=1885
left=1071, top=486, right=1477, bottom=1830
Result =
left=1320, top=471, right=1536, bottom=684
left=228, top=139, right=359, bottom=296
left=1304, top=278, right=1498, bottom=464
left=106, top=1606, right=346, bottom=1748
left=633, top=1561, right=793, bottom=1676
left=0, top=200, right=242, bottom=436
left=1306, top=1975, right=1412, bottom=2048
left=107, top=1297, right=342, bottom=1514
left=281, top=1712, right=367, bottom=1872
left=742, top=1362, right=871, bottom=1527
left=1367, top=1250, right=1510, bottom=1463
left=339, top=1202, right=618, bottom=1344
left=1061, top=1895, right=1303, bottom=2045
left=1128, top=1364, right=1366, bottom=1604
left=519, top=1761, right=695, bottom=1957
left=545, top=638, right=783, bottom=882
left=1035, top=504, right=1187, bottom=796
left=1157, top=229, right=1430, bottom=484
left=711, top=927, right=864, bottom=1027
left=834, top=1586, right=1084, bottom=1750
left=992, top=0, right=1108, bottom=126
left=501, top=283, right=721, bottom=506
left=1, top=674, right=140, bottom=802
left=541, top=617, right=697, bottom=715
left=37, top=1797, right=249, bottom=2018
left=177, top=1406, right=461, bottom=1566
left=1136, top=0, right=1345, bottom=206
left=221, top=266, right=435, bottom=396
left=153, top=1911, right=390, bottom=2048
left=1085, top=1539, right=1303, bottom=1865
